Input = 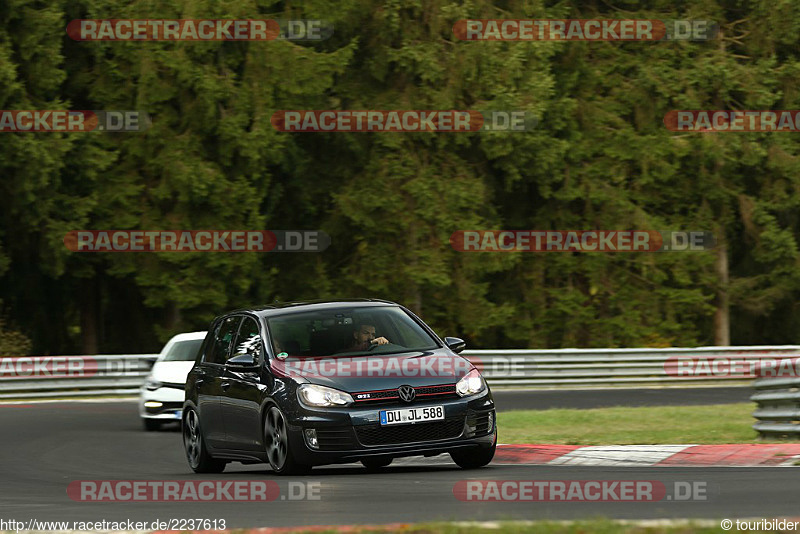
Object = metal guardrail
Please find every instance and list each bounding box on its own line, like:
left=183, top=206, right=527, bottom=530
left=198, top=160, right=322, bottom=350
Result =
left=1, top=346, right=799, bottom=399
left=466, top=346, right=800, bottom=387
left=751, top=377, right=800, bottom=437
left=0, top=355, right=157, bottom=399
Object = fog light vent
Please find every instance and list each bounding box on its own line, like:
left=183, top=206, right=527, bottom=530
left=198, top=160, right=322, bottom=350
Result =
left=304, top=428, right=319, bottom=449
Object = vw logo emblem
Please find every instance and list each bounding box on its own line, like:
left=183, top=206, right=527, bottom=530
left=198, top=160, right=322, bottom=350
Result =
left=398, top=385, right=416, bottom=403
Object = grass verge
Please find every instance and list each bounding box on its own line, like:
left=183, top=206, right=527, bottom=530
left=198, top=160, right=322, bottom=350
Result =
left=497, top=403, right=761, bottom=445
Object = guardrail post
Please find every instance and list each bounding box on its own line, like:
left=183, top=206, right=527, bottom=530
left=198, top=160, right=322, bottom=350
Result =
left=751, top=377, right=800, bottom=439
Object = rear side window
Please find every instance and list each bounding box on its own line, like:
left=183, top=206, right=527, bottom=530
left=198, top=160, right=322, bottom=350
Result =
left=162, top=339, right=204, bottom=361
left=205, top=316, right=240, bottom=365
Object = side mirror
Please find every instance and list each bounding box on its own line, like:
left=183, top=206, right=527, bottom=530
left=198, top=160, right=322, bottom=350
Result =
left=227, top=353, right=257, bottom=368
left=444, top=337, right=466, bottom=354
left=229, top=335, right=262, bottom=368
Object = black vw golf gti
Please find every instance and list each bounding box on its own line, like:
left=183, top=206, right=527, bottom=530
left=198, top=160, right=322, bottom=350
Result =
left=182, top=300, right=496, bottom=474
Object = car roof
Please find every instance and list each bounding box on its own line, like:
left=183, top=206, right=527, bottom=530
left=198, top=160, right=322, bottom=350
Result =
left=225, top=299, right=399, bottom=318
left=166, top=331, right=208, bottom=342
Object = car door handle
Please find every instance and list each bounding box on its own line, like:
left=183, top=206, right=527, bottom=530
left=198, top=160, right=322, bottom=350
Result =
left=221, top=381, right=231, bottom=391
left=196, top=378, right=205, bottom=386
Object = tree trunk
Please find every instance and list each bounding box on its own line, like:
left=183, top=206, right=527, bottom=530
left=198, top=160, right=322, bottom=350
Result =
left=165, top=300, right=181, bottom=333
left=713, top=240, right=730, bottom=346
left=80, top=278, right=99, bottom=354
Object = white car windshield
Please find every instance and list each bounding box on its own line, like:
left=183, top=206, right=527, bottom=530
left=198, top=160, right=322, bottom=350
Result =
left=161, top=339, right=204, bottom=362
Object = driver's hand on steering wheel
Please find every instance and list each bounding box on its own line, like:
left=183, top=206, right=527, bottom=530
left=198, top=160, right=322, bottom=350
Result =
left=370, top=336, right=390, bottom=346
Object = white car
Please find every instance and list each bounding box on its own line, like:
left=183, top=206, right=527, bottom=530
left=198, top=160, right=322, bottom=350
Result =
left=139, top=331, right=206, bottom=431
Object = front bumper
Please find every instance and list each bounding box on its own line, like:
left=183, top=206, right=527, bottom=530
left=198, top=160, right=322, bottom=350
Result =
left=139, top=385, right=185, bottom=420
left=287, top=389, right=495, bottom=465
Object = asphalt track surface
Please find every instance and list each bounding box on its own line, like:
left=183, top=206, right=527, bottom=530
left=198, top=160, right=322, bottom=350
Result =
left=1, top=389, right=787, bottom=529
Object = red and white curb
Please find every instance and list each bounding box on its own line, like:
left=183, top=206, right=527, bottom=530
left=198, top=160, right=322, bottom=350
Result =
left=391, top=444, right=800, bottom=467
left=493, top=444, right=800, bottom=467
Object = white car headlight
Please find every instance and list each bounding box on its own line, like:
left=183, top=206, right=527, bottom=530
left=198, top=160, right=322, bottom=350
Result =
left=297, top=384, right=354, bottom=407
left=456, top=369, right=486, bottom=397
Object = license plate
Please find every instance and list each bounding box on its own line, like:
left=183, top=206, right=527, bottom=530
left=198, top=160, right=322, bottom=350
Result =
left=380, top=406, right=445, bottom=426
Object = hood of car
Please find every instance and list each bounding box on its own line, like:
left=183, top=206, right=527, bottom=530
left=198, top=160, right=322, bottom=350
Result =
left=149, top=361, right=195, bottom=384
left=271, top=348, right=474, bottom=393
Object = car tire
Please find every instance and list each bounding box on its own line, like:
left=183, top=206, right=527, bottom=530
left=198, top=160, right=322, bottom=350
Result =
left=264, top=406, right=310, bottom=475
left=361, top=457, right=392, bottom=470
left=183, top=408, right=226, bottom=473
left=142, top=418, right=162, bottom=432
left=450, top=436, right=496, bottom=469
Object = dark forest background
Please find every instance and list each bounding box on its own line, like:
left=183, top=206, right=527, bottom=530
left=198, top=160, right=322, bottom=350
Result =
left=2, top=0, right=800, bottom=355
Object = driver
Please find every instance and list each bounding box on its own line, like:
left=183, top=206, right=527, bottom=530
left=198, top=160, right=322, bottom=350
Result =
left=345, top=324, right=389, bottom=351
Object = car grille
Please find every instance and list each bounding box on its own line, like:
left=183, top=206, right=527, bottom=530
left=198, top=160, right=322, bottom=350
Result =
left=416, top=384, right=457, bottom=397
left=315, top=427, right=357, bottom=451
left=356, top=389, right=399, bottom=401
left=356, top=418, right=464, bottom=446
left=353, top=384, right=457, bottom=404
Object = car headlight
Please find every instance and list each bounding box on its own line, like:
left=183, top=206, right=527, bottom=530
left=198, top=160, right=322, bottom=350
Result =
left=456, top=369, right=486, bottom=397
left=297, top=384, right=354, bottom=407
left=144, top=380, right=163, bottom=391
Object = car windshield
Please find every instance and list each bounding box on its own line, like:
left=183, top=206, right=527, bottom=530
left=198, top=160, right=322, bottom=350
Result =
left=266, top=306, right=439, bottom=357
left=161, top=339, right=204, bottom=361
